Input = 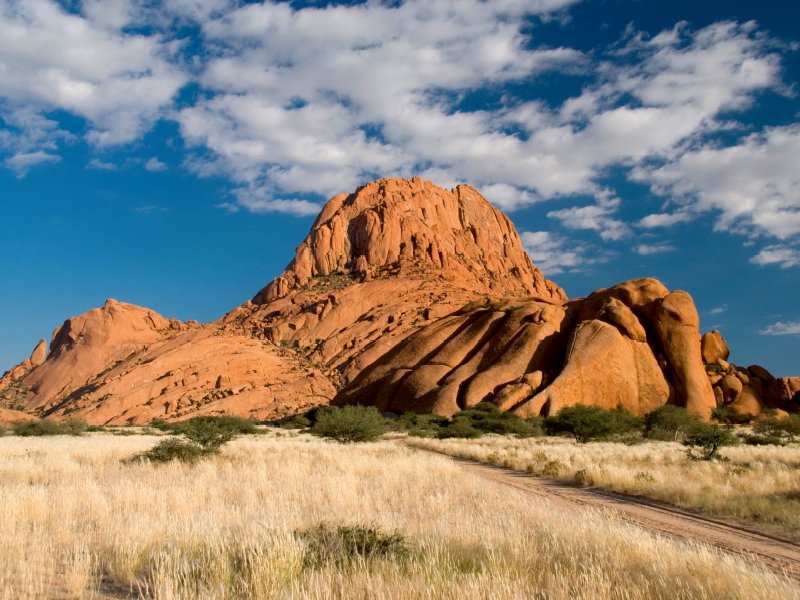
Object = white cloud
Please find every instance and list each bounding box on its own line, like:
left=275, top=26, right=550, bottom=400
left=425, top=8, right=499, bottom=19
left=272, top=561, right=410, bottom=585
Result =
left=0, top=0, right=187, bottom=146
left=634, top=243, right=675, bottom=255
left=708, top=306, right=727, bottom=315
left=5, top=150, right=60, bottom=176
left=87, top=158, right=116, bottom=170
left=232, top=187, right=321, bottom=217
left=749, top=245, right=800, bottom=268
left=0, top=0, right=797, bottom=250
left=520, top=230, right=595, bottom=274
left=634, top=125, right=800, bottom=239
left=145, top=156, right=167, bottom=171
left=760, top=320, right=800, bottom=335
left=547, top=195, right=630, bottom=240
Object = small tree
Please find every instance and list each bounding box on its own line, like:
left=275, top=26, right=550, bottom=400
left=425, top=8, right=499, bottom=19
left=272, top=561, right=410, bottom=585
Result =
left=683, top=423, right=737, bottom=460
left=310, top=405, right=388, bottom=443
left=543, top=405, right=644, bottom=443
left=752, top=414, right=800, bottom=444
left=645, top=405, right=700, bottom=442
left=712, top=406, right=752, bottom=425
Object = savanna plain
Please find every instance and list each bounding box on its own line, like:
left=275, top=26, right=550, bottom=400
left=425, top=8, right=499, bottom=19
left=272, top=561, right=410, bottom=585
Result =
left=1, top=430, right=799, bottom=600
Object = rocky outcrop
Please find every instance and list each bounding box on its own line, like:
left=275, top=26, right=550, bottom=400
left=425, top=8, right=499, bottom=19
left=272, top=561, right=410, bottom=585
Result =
left=334, top=278, right=717, bottom=420
left=2, top=177, right=563, bottom=424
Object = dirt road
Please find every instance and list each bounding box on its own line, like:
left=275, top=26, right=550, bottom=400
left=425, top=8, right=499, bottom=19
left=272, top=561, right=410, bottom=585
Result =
left=411, top=445, right=800, bottom=583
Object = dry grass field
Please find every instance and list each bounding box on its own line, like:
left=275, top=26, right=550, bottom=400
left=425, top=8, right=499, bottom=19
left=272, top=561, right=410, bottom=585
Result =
left=1, top=431, right=798, bottom=599
left=408, top=436, right=800, bottom=540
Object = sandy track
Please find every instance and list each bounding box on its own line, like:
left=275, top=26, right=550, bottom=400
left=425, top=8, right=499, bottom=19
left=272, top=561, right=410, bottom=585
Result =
left=411, top=445, right=800, bottom=583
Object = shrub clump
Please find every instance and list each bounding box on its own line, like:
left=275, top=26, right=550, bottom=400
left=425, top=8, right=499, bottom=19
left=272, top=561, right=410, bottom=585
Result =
left=310, top=406, right=388, bottom=443
left=295, top=524, right=408, bottom=568
left=399, top=402, right=541, bottom=439
left=683, top=423, right=738, bottom=460
left=543, top=405, right=644, bottom=443
left=137, top=415, right=259, bottom=463
left=13, top=418, right=87, bottom=437
left=712, top=406, right=752, bottom=425
left=137, top=438, right=205, bottom=464
left=645, top=405, right=701, bottom=442
left=752, top=413, right=800, bottom=444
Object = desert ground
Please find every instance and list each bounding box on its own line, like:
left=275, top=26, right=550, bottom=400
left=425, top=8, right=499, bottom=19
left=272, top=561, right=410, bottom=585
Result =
left=1, top=430, right=799, bottom=600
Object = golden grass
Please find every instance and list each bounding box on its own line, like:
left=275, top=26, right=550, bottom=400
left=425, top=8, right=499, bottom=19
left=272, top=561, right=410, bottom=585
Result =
left=0, top=431, right=797, bottom=599
left=408, top=435, right=800, bottom=539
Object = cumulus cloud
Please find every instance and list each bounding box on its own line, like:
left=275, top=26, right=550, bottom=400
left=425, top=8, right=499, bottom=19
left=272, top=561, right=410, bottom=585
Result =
left=749, top=245, right=800, bottom=268
left=5, top=150, right=60, bottom=176
left=0, top=0, right=187, bottom=146
left=760, top=320, right=800, bottom=335
left=145, top=157, right=167, bottom=171
left=0, top=0, right=797, bottom=251
left=520, top=230, right=596, bottom=274
left=634, top=243, right=675, bottom=255
left=87, top=158, right=117, bottom=170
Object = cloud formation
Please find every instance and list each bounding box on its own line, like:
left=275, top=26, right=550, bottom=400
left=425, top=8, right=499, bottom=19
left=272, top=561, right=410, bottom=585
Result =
left=0, top=0, right=797, bottom=265
left=760, top=320, right=800, bottom=336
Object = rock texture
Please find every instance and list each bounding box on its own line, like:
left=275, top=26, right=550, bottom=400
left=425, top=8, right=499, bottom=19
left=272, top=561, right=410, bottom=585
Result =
left=334, top=278, right=717, bottom=420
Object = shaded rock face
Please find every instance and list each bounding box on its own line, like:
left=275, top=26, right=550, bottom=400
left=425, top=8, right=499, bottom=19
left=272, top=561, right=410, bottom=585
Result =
left=334, top=278, right=717, bottom=420
left=1, top=177, right=563, bottom=425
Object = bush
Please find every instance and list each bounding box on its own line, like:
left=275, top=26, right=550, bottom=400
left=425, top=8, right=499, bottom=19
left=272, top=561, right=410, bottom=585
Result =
left=753, top=414, right=800, bottom=443
left=295, top=524, right=408, bottom=567
left=394, top=412, right=449, bottom=437
left=281, top=414, right=312, bottom=429
left=436, top=416, right=483, bottom=439
left=181, top=416, right=253, bottom=451
left=683, top=423, right=738, bottom=460
left=13, top=418, right=87, bottom=436
left=449, top=402, right=542, bottom=437
left=136, top=438, right=205, bottom=464
left=310, top=406, right=388, bottom=443
left=645, top=405, right=701, bottom=441
left=712, top=406, right=752, bottom=425
left=543, top=405, right=644, bottom=443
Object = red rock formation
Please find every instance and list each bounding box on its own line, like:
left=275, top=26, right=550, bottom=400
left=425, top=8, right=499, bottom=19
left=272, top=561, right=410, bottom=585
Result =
left=2, top=177, right=563, bottom=425
left=334, top=279, right=717, bottom=420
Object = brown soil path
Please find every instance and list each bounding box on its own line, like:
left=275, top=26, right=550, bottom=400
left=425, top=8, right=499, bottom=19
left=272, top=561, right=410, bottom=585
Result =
left=410, top=445, right=800, bottom=584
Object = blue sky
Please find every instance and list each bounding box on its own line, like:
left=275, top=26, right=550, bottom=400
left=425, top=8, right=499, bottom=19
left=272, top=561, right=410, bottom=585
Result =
left=1, top=0, right=799, bottom=376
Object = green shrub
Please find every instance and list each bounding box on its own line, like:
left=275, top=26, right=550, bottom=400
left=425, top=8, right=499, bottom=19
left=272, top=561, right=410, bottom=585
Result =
left=436, top=416, right=482, bottom=439
left=281, top=414, right=312, bottom=429
left=543, top=405, right=644, bottom=443
left=394, top=412, right=449, bottom=437
left=13, top=418, right=87, bottom=436
left=645, top=405, right=701, bottom=441
left=295, top=524, right=408, bottom=567
left=182, top=416, right=247, bottom=451
left=753, top=414, right=800, bottom=443
left=310, top=405, right=388, bottom=443
left=712, top=406, right=752, bottom=425
left=136, top=438, right=205, bottom=464
left=449, top=402, right=542, bottom=437
left=683, top=423, right=737, bottom=460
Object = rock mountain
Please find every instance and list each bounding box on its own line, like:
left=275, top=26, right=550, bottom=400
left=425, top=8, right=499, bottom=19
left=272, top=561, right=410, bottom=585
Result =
left=1, top=177, right=796, bottom=424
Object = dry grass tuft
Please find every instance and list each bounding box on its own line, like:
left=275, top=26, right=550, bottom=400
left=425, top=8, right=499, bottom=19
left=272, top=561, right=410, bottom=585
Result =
left=0, top=432, right=797, bottom=599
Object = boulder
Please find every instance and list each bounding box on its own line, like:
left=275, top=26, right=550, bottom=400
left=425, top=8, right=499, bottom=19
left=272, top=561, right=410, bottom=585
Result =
left=728, top=385, right=764, bottom=417
left=700, top=330, right=729, bottom=364
left=515, top=319, right=669, bottom=417
left=720, top=374, right=743, bottom=402
left=29, top=339, right=47, bottom=367
left=748, top=365, right=774, bottom=381
left=652, top=291, right=715, bottom=420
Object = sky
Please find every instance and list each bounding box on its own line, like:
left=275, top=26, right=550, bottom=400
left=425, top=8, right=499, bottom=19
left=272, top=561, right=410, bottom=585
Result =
left=1, top=0, right=799, bottom=376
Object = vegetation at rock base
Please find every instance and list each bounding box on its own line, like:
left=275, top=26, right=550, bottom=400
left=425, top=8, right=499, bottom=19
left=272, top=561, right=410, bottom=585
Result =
left=644, top=405, right=702, bottom=442
left=12, top=418, right=87, bottom=437
left=310, top=405, right=388, bottom=443
left=543, top=405, right=644, bottom=443
left=682, top=423, right=738, bottom=460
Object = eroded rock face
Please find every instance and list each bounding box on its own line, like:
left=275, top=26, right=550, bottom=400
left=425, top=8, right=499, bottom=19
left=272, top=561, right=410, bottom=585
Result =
left=334, top=278, right=718, bottom=419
